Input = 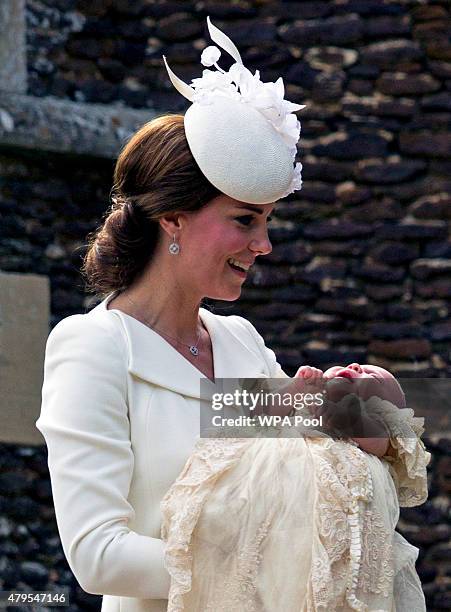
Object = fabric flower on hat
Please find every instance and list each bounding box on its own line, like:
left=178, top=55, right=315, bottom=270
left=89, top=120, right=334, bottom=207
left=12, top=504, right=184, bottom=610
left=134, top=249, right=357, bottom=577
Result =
left=201, top=45, right=222, bottom=67
left=280, top=161, right=303, bottom=199
left=162, top=16, right=307, bottom=203
left=190, top=46, right=304, bottom=157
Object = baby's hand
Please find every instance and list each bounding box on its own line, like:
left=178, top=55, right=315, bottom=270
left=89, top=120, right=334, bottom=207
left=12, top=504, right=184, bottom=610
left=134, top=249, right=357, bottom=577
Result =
left=294, top=366, right=324, bottom=418
left=295, top=365, right=324, bottom=384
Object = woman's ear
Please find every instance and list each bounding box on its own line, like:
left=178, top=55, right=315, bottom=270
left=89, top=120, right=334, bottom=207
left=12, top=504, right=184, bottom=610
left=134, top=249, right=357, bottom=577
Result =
left=158, top=213, right=183, bottom=238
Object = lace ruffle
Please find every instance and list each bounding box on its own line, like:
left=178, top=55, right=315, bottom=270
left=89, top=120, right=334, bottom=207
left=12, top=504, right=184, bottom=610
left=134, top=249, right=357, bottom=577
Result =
left=308, top=439, right=379, bottom=611
left=363, top=398, right=431, bottom=507
left=160, top=437, right=252, bottom=612
left=161, top=436, right=402, bottom=611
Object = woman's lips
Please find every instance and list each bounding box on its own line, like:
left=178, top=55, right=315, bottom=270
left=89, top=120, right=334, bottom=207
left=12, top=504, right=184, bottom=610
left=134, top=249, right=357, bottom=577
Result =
left=227, top=261, right=247, bottom=278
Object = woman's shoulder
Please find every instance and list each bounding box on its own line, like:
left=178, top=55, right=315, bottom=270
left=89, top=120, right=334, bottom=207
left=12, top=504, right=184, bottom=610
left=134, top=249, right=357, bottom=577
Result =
left=200, top=307, right=275, bottom=364
left=200, top=307, right=255, bottom=333
left=200, top=307, right=263, bottom=347
left=46, top=305, right=127, bottom=360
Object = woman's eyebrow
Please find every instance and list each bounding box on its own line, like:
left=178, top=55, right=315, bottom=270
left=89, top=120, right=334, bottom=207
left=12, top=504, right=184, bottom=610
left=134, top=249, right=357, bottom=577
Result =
left=235, top=204, right=274, bottom=215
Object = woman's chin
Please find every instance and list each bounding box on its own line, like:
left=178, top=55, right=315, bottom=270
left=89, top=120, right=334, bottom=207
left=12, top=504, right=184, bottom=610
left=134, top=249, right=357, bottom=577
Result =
left=207, top=289, right=242, bottom=301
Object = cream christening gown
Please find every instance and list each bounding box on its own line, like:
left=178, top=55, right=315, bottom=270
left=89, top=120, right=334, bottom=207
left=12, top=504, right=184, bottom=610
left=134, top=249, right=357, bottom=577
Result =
left=160, top=397, right=431, bottom=612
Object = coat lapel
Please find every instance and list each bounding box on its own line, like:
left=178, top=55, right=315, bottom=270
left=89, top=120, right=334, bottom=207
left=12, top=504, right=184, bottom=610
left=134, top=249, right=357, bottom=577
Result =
left=92, top=295, right=267, bottom=400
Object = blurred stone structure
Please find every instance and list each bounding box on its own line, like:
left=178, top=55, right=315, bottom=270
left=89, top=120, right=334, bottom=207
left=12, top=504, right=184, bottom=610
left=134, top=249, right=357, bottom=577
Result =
left=1, top=0, right=450, bottom=377
left=0, top=271, right=49, bottom=445
left=0, top=1, right=450, bottom=609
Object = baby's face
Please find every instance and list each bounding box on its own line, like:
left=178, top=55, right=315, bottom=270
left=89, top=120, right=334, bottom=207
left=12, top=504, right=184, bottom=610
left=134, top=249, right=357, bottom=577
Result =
left=323, top=363, right=405, bottom=407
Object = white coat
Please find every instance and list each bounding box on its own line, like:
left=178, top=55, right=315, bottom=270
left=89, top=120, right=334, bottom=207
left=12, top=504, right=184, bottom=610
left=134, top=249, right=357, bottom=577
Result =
left=36, top=290, right=288, bottom=611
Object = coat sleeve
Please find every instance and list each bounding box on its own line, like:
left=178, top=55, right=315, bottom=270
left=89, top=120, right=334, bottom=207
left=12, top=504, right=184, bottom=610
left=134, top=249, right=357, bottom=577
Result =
left=233, top=315, right=290, bottom=379
left=36, top=314, right=171, bottom=599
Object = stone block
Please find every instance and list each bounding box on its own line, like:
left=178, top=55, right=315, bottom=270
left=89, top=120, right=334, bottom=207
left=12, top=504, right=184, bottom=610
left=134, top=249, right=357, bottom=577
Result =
left=353, top=260, right=405, bottom=283
left=247, top=265, right=293, bottom=288
left=424, top=40, right=451, bottom=61
left=342, top=94, right=417, bottom=118
left=428, top=60, right=451, bottom=79
left=0, top=0, right=27, bottom=94
left=0, top=92, right=157, bottom=159
left=312, top=131, right=390, bottom=160
left=312, top=70, right=346, bottom=101
left=368, top=322, right=424, bottom=340
left=414, top=278, right=451, bottom=299
left=296, top=181, right=336, bottom=203
left=377, top=72, right=441, bottom=96
left=303, top=220, right=373, bottom=240
left=368, top=338, right=432, bottom=359
left=360, top=40, right=423, bottom=68
left=425, top=242, right=451, bottom=258
left=399, top=132, right=451, bottom=158
left=0, top=271, right=50, bottom=445
left=410, top=193, right=451, bottom=219
left=334, top=0, right=405, bottom=17
left=431, top=321, right=451, bottom=342
left=355, top=158, right=427, bottom=183
left=371, top=242, right=419, bottom=265
left=377, top=221, right=448, bottom=242
left=421, top=92, right=451, bottom=112
left=304, top=46, right=358, bottom=70
left=345, top=199, right=403, bottom=222
left=265, top=241, right=311, bottom=265
left=410, top=259, right=451, bottom=280
left=364, top=16, right=411, bottom=39
left=280, top=14, right=364, bottom=46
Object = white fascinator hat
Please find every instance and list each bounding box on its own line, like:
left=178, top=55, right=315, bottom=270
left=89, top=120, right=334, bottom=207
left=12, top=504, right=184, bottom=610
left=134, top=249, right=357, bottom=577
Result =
left=162, top=16, right=306, bottom=205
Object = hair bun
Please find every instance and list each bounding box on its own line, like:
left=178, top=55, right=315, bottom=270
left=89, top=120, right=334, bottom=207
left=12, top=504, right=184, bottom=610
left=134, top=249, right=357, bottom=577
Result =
left=81, top=114, right=220, bottom=297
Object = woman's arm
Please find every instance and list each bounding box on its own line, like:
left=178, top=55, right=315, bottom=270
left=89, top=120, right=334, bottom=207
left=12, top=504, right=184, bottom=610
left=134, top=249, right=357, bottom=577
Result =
left=36, top=314, right=170, bottom=598
left=233, top=316, right=290, bottom=379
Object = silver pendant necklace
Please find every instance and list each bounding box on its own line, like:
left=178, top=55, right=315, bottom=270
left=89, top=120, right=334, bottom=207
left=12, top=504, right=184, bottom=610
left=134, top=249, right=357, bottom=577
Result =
left=124, top=294, right=202, bottom=356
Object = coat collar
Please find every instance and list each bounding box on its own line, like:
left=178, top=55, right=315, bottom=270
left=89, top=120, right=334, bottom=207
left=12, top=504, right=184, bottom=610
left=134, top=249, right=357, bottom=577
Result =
left=89, top=292, right=267, bottom=400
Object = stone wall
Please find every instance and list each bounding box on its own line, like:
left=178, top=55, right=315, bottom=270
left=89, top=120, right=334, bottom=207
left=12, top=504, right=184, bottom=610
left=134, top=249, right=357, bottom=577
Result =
left=0, top=0, right=450, bottom=609
left=7, top=0, right=450, bottom=378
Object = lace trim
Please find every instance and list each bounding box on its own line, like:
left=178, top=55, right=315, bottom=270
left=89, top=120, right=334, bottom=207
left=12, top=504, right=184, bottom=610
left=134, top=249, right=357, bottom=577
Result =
left=160, top=435, right=421, bottom=611
left=363, top=398, right=431, bottom=507
left=160, top=438, right=252, bottom=612
left=204, top=516, right=272, bottom=612
left=309, top=440, right=375, bottom=611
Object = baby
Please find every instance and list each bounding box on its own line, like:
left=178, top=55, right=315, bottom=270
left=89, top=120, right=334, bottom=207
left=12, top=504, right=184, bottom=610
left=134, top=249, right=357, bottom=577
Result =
left=161, top=364, right=430, bottom=612
left=294, top=363, right=407, bottom=450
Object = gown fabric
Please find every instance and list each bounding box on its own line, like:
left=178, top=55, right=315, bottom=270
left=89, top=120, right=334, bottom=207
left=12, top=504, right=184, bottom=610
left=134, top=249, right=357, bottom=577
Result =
left=160, top=397, right=431, bottom=612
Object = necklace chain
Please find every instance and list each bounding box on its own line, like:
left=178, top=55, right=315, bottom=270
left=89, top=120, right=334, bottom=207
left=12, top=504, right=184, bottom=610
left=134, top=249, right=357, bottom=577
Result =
left=124, top=294, right=202, bottom=356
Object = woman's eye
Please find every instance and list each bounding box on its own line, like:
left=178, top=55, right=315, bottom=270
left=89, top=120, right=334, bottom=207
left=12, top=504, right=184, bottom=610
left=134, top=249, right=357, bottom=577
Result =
left=235, top=215, right=273, bottom=226
left=236, top=215, right=254, bottom=226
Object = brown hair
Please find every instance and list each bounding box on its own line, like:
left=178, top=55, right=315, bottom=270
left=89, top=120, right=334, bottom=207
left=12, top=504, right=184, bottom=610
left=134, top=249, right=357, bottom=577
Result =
left=81, top=114, right=221, bottom=298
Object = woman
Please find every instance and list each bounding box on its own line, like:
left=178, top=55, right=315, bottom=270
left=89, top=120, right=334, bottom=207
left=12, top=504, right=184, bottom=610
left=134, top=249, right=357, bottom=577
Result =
left=36, top=18, right=429, bottom=612
left=36, top=113, right=292, bottom=612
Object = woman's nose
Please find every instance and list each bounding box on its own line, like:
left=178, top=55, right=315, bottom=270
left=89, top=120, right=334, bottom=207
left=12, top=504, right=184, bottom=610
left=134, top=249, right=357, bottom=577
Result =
left=249, top=232, right=272, bottom=256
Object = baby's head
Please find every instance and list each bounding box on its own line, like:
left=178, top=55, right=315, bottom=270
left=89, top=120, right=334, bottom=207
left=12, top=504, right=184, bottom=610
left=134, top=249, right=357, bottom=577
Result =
left=323, top=363, right=406, bottom=408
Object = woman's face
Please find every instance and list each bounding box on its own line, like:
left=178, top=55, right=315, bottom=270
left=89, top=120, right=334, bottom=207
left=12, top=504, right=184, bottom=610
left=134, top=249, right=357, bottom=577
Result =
left=179, top=195, right=274, bottom=301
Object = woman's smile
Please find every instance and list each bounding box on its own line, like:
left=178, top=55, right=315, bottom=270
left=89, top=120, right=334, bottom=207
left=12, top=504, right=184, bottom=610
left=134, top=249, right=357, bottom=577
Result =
left=226, top=257, right=251, bottom=279
left=227, top=262, right=247, bottom=278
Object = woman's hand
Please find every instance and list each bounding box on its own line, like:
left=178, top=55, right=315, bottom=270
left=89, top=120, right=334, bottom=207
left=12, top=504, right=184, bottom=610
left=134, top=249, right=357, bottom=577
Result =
left=312, top=392, right=363, bottom=433
left=313, top=390, right=391, bottom=457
